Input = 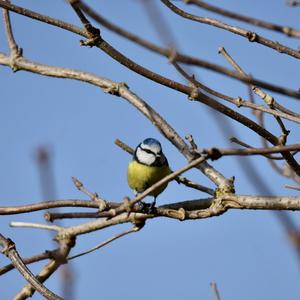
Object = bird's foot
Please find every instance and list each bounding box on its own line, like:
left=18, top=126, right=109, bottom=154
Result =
left=134, top=201, right=157, bottom=214
left=148, top=200, right=157, bottom=214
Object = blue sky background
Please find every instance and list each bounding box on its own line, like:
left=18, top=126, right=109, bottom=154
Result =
left=1, top=1, right=300, bottom=299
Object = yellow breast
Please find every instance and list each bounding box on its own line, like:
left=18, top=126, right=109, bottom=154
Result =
left=127, top=160, right=171, bottom=197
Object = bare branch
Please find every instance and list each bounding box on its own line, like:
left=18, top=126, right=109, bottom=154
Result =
left=0, top=52, right=229, bottom=187
left=287, top=1, right=300, bottom=6
left=203, top=144, right=300, bottom=160
left=210, top=282, right=222, bottom=300
left=10, top=222, right=62, bottom=232
left=2, top=0, right=20, bottom=54
left=185, top=0, right=300, bottom=39
left=172, top=61, right=300, bottom=124
left=285, top=184, right=300, bottom=191
left=0, top=199, right=118, bottom=215
left=77, top=0, right=300, bottom=100
left=68, top=225, right=143, bottom=260
left=161, top=0, right=300, bottom=59
left=0, top=234, right=63, bottom=300
left=230, top=137, right=285, bottom=160
left=219, top=47, right=290, bottom=141
left=12, top=238, right=73, bottom=300
left=1, top=0, right=299, bottom=100
left=0, top=251, right=53, bottom=276
left=1, top=2, right=299, bottom=179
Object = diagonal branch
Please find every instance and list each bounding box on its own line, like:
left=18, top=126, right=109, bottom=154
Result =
left=161, top=0, right=300, bottom=59
left=171, top=61, right=300, bottom=124
left=115, top=138, right=215, bottom=195
left=2, top=0, right=19, bottom=53
left=185, top=0, right=300, bottom=39
left=0, top=234, right=63, bottom=300
left=0, top=0, right=299, bottom=100
left=0, top=251, right=53, bottom=276
left=0, top=52, right=229, bottom=187
left=68, top=225, right=143, bottom=260
left=77, top=0, right=300, bottom=100
left=0, top=1, right=299, bottom=179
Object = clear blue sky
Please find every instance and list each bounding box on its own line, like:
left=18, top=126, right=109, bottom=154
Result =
left=1, top=1, right=300, bottom=299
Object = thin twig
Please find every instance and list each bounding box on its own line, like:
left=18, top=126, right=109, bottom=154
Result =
left=172, top=61, right=300, bottom=124
left=203, top=143, right=300, bottom=160
left=285, top=185, right=300, bottom=191
left=1, top=1, right=299, bottom=178
left=76, top=0, right=300, bottom=100
left=185, top=0, right=300, bottom=38
left=219, top=47, right=290, bottom=142
left=161, top=0, right=300, bottom=59
left=0, top=251, right=53, bottom=276
left=68, top=225, right=142, bottom=260
left=210, top=282, right=221, bottom=300
left=1, top=0, right=299, bottom=100
left=2, top=0, right=20, bottom=54
left=10, top=222, right=62, bottom=232
left=0, top=199, right=119, bottom=215
left=287, top=1, right=300, bottom=6
left=230, top=137, right=285, bottom=160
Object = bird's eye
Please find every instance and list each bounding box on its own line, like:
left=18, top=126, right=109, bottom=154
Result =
left=143, top=148, right=154, bottom=154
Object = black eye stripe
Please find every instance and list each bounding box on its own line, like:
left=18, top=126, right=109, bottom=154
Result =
left=139, top=145, right=156, bottom=155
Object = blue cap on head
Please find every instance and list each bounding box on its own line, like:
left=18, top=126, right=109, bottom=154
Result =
left=142, top=138, right=161, bottom=147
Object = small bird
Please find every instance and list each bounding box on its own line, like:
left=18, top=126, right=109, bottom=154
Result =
left=127, top=138, right=171, bottom=208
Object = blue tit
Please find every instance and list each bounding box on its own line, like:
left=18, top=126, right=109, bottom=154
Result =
left=127, top=138, right=171, bottom=207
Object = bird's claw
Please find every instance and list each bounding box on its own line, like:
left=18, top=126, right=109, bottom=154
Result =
left=135, top=201, right=157, bottom=214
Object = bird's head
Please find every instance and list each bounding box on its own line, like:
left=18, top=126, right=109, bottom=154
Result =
left=134, top=138, right=168, bottom=166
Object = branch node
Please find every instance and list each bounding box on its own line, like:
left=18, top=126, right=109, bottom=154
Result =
left=132, top=218, right=146, bottom=229
left=103, top=82, right=128, bottom=96
left=108, top=208, right=117, bottom=217
left=203, top=148, right=222, bottom=161
left=80, top=25, right=101, bottom=47
left=168, top=47, right=177, bottom=64
left=235, top=96, right=242, bottom=108
left=246, top=31, right=257, bottom=42
left=278, top=132, right=289, bottom=146
left=10, top=47, right=23, bottom=72
left=283, top=26, right=293, bottom=36
left=178, top=208, right=186, bottom=221
left=72, top=176, right=83, bottom=190
left=44, top=212, right=52, bottom=222
left=93, top=194, right=107, bottom=212
left=252, top=86, right=274, bottom=106
left=1, top=238, right=15, bottom=256
left=188, top=87, right=199, bottom=100
left=123, top=196, right=131, bottom=210
left=185, top=134, right=198, bottom=152
left=215, top=181, right=235, bottom=197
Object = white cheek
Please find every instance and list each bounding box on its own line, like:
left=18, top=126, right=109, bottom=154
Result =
left=136, top=148, right=156, bottom=165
